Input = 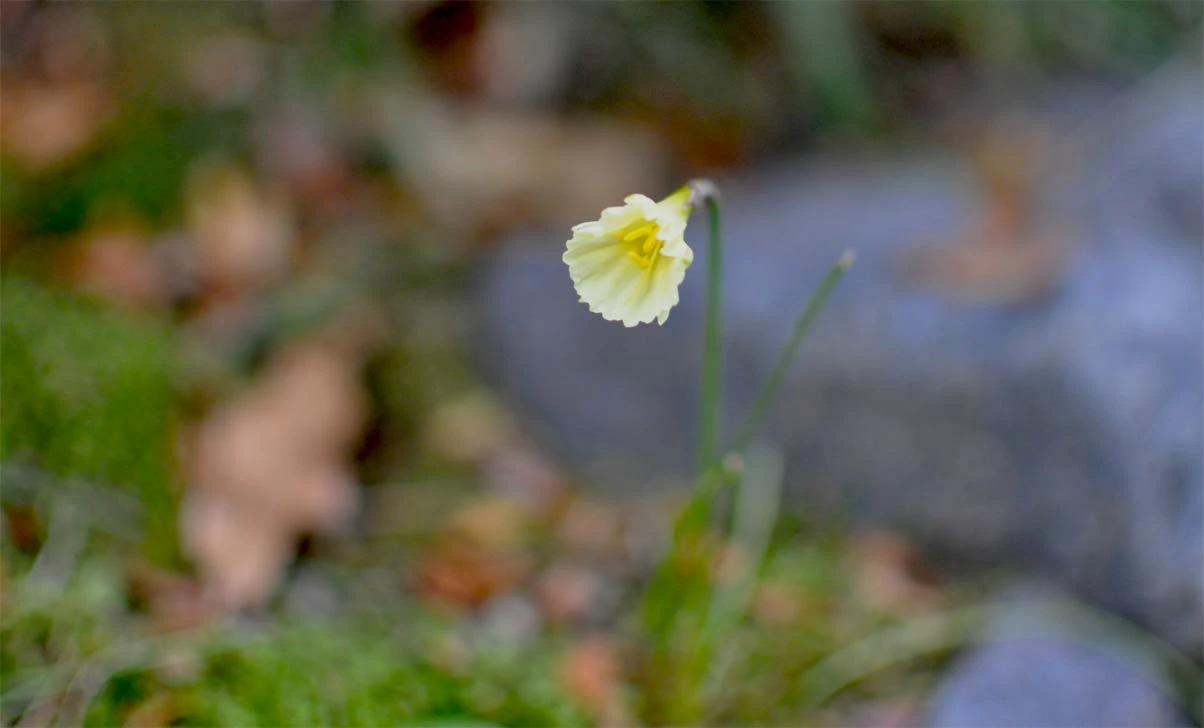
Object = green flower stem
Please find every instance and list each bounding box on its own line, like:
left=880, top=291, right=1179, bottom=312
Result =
left=697, top=182, right=724, bottom=475
left=730, top=250, right=854, bottom=453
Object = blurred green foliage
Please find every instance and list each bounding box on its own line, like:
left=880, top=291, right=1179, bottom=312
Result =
left=1, top=553, right=584, bottom=728
left=165, top=625, right=584, bottom=728
left=1, top=278, right=178, bottom=560
left=0, top=107, right=247, bottom=239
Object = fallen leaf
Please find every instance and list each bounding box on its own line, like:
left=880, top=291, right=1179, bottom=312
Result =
left=186, top=163, right=295, bottom=295
left=551, top=496, right=625, bottom=557
left=183, top=338, right=365, bottom=610
left=849, top=531, right=943, bottom=615
left=64, top=225, right=167, bottom=310
left=181, top=492, right=297, bottom=610
left=559, top=637, right=629, bottom=726
left=3, top=505, right=43, bottom=553
left=127, top=567, right=217, bottom=633
left=416, top=537, right=530, bottom=609
left=0, top=77, right=109, bottom=172
left=449, top=497, right=529, bottom=550
left=535, top=560, right=604, bottom=625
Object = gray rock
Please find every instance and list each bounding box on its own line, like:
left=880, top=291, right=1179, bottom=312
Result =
left=929, top=590, right=1191, bottom=728
left=931, top=640, right=1186, bottom=728
left=472, top=76, right=1203, bottom=654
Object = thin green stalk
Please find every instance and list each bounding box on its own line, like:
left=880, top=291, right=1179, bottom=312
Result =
left=698, top=190, right=724, bottom=474
left=731, top=251, right=854, bottom=452
left=698, top=444, right=783, bottom=688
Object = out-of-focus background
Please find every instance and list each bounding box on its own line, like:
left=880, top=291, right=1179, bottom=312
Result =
left=2, top=2, right=1201, bottom=726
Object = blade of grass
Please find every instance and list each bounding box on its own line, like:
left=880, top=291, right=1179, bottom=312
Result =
left=731, top=251, right=854, bottom=453
left=699, top=444, right=784, bottom=696
left=800, top=606, right=991, bottom=711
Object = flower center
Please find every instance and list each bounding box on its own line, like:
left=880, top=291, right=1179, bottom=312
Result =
left=622, top=223, right=663, bottom=269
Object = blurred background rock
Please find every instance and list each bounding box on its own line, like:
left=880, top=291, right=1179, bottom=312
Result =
left=1, top=2, right=1200, bottom=726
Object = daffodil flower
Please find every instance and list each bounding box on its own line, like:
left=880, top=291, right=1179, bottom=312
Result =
left=563, top=187, right=694, bottom=327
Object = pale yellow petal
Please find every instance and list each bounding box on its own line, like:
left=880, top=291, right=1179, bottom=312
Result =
left=563, top=189, right=694, bottom=327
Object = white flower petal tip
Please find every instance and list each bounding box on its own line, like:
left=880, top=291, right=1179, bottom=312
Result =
left=563, top=187, right=694, bottom=328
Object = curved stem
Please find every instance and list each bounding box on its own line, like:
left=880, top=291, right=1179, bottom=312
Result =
left=731, top=250, right=854, bottom=453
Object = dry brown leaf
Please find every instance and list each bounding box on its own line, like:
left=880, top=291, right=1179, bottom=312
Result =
left=415, top=537, right=531, bottom=609
left=186, top=164, right=295, bottom=294
left=0, top=78, right=109, bottom=172
left=850, top=531, right=943, bottom=616
left=559, top=637, right=629, bottom=726
left=448, top=497, right=529, bottom=550
left=406, top=1, right=487, bottom=96
left=127, top=567, right=217, bottom=633
left=535, top=560, right=603, bottom=625
left=183, top=338, right=365, bottom=610
left=64, top=225, right=167, bottom=310
left=181, top=492, right=298, bottom=610
left=3, top=505, right=42, bottom=553
left=551, top=496, right=625, bottom=557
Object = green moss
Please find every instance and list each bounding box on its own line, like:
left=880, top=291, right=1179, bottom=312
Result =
left=1, top=278, right=179, bottom=561
left=79, top=617, right=586, bottom=728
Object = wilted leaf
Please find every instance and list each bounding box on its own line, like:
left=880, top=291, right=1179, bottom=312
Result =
left=183, top=338, right=365, bottom=609
left=127, top=566, right=217, bottom=633
left=849, top=531, right=943, bottom=616
left=416, top=537, right=531, bottom=609
left=536, top=560, right=604, bottom=626
left=64, top=225, right=167, bottom=310
left=559, top=636, right=628, bottom=726
left=186, top=163, right=295, bottom=295
left=0, top=78, right=109, bottom=172
left=551, top=496, right=625, bottom=558
left=449, top=497, right=529, bottom=550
